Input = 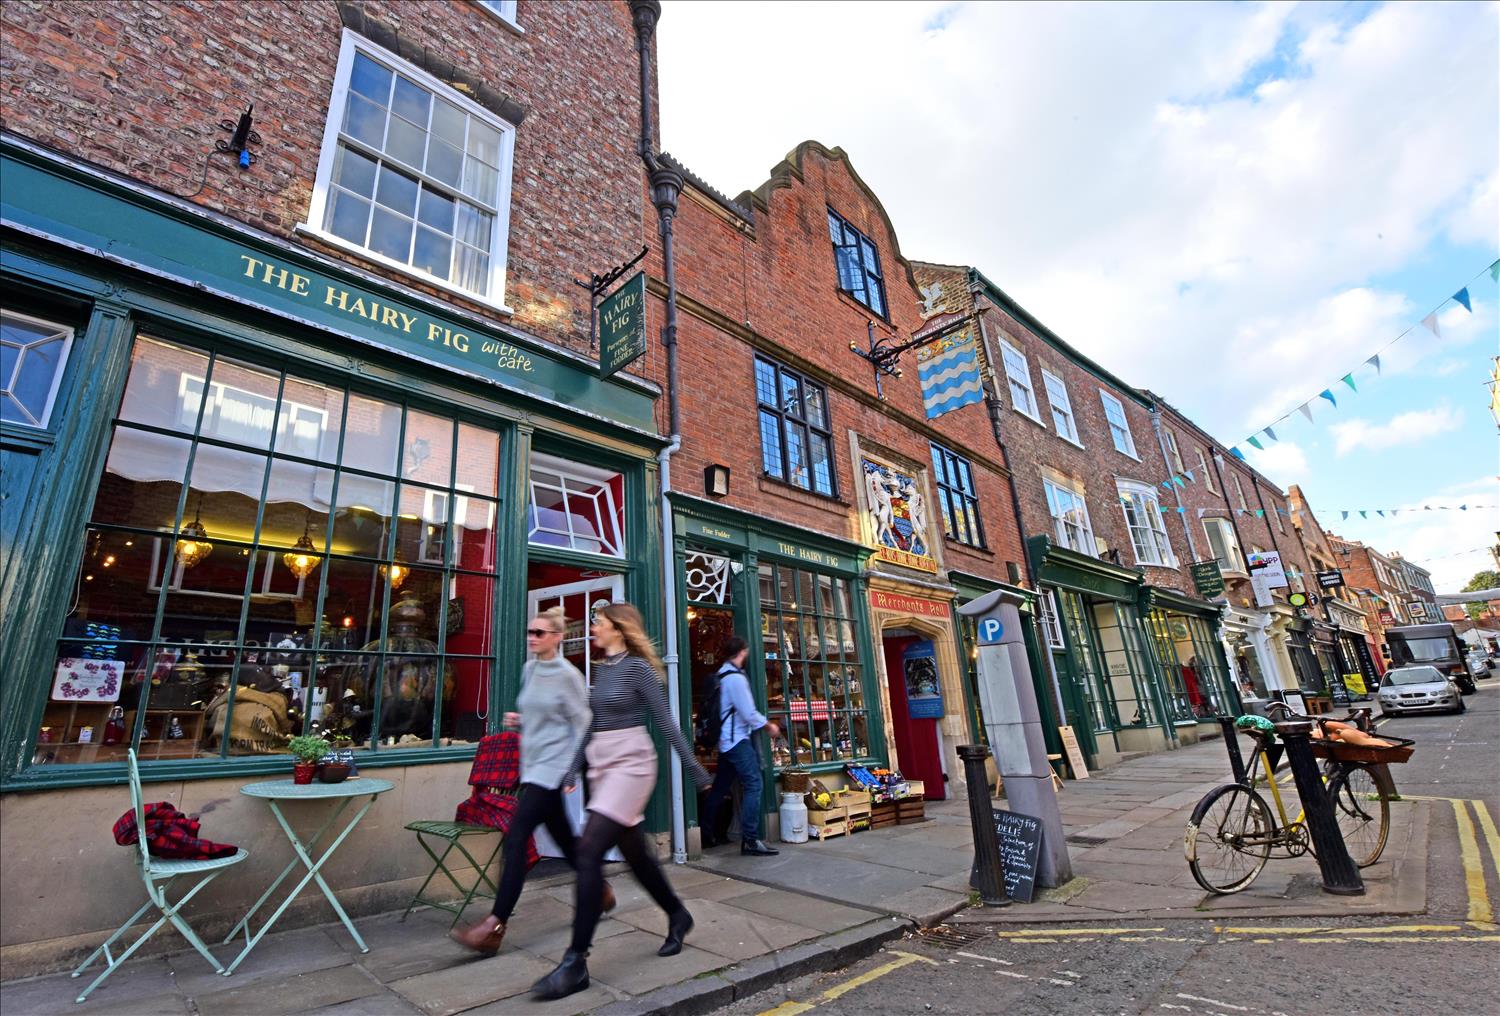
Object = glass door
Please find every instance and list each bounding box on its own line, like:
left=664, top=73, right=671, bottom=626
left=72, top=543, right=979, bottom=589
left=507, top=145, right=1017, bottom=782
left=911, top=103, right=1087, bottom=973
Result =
left=526, top=572, right=623, bottom=857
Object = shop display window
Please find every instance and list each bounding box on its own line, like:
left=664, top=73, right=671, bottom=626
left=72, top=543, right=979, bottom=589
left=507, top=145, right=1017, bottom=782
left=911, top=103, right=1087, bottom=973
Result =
left=37, top=335, right=503, bottom=769
left=758, top=561, right=868, bottom=768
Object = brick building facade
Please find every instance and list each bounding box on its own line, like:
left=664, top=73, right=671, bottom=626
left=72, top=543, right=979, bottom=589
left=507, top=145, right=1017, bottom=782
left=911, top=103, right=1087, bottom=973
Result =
left=1, top=0, right=673, bottom=973
left=1288, top=485, right=1383, bottom=695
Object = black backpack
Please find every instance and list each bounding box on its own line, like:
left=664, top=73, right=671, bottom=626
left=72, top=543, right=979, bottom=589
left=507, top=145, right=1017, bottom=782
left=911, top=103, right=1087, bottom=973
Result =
left=693, top=667, right=737, bottom=753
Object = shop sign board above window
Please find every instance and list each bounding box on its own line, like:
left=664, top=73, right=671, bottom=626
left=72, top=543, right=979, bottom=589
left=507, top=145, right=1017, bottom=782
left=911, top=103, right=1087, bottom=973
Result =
left=1189, top=560, right=1225, bottom=599
left=1246, top=549, right=1288, bottom=588
left=598, top=271, right=647, bottom=378
left=1316, top=569, right=1345, bottom=590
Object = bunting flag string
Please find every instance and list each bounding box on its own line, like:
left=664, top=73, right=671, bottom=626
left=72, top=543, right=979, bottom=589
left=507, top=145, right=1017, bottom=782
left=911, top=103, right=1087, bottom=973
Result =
left=1319, top=502, right=1496, bottom=521
left=1144, top=260, right=1496, bottom=492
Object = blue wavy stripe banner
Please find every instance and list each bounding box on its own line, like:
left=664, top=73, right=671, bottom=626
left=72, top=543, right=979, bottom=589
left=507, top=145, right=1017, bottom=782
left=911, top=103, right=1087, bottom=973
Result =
left=917, top=327, right=984, bottom=419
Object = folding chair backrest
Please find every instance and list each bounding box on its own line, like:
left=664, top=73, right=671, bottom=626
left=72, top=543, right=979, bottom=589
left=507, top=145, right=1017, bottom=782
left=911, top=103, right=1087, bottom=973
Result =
left=126, top=748, right=151, bottom=872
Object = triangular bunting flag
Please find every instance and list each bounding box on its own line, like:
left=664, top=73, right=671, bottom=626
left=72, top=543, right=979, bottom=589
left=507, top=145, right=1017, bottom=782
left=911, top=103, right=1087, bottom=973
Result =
left=1229, top=447, right=1246, bottom=461
left=1421, top=312, right=1440, bottom=337
left=1341, top=373, right=1357, bottom=392
left=1460, top=504, right=1468, bottom=511
left=1359, top=511, right=1368, bottom=518
left=1376, top=510, right=1385, bottom=517
left=1255, top=509, right=1264, bottom=518
left=1424, top=505, right=1433, bottom=510
left=1391, top=509, right=1399, bottom=516
left=1197, top=509, right=1207, bottom=518
left=1184, top=469, right=1195, bottom=483
left=1298, top=402, right=1315, bottom=423
left=1247, top=435, right=1264, bottom=450
left=1366, top=354, right=1381, bottom=375
left=1263, top=426, right=1277, bottom=442
left=1319, top=389, right=1337, bottom=408
left=1341, top=511, right=1349, bottom=520
left=1490, top=259, right=1500, bottom=283
left=1454, top=287, right=1471, bottom=312
left=1162, top=481, right=1173, bottom=491
left=1173, top=476, right=1186, bottom=489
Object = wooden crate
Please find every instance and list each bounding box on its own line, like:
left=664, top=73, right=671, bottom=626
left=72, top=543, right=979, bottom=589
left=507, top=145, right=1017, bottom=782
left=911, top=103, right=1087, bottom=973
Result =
left=807, top=806, right=848, bottom=840
left=869, top=800, right=898, bottom=830
left=896, top=798, right=925, bottom=824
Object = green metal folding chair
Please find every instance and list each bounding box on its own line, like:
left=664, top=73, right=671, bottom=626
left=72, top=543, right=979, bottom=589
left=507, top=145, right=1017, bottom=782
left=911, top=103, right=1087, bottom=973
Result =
left=71, top=749, right=249, bottom=1003
left=399, top=819, right=504, bottom=928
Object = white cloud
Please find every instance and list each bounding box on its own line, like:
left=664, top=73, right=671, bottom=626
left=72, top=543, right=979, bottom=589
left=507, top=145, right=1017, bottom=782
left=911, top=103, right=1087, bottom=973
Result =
left=1329, top=404, right=1464, bottom=454
left=657, top=1, right=1499, bottom=439
left=1242, top=440, right=1309, bottom=487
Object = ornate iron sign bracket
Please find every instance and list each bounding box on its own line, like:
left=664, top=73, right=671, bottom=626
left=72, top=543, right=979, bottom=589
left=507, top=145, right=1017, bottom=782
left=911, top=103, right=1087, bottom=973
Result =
left=576, top=246, right=649, bottom=349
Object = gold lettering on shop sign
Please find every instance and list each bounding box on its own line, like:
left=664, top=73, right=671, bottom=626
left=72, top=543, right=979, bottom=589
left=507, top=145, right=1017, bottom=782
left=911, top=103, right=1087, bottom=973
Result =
left=237, top=253, right=534, bottom=374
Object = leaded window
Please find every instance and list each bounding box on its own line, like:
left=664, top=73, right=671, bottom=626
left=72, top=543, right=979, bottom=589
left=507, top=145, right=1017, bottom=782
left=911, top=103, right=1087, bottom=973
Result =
left=1, top=309, right=73, bottom=428
left=684, top=550, right=733, bottom=604
left=930, top=443, right=985, bottom=547
left=527, top=454, right=625, bottom=557
left=826, top=207, right=887, bottom=317
left=755, top=356, right=835, bottom=496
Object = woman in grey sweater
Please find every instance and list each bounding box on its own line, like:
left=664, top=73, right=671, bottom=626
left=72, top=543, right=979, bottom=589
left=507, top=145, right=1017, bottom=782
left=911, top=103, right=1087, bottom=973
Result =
left=452, top=606, right=610, bottom=955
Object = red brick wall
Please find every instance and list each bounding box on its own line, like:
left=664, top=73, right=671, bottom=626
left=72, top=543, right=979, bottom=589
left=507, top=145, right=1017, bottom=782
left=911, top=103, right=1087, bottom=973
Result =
left=646, top=144, right=1026, bottom=584
left=0, top=0, right=647, bottom=354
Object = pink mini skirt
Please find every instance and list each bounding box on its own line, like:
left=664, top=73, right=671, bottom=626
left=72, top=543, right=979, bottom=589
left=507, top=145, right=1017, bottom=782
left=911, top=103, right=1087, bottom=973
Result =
left=585, top=726, right=657, bottom=827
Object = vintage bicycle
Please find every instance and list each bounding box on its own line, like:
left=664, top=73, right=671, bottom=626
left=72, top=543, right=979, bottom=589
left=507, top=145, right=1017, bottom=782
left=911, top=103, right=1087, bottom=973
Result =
left=1184, top=705, right=1412, bottom=894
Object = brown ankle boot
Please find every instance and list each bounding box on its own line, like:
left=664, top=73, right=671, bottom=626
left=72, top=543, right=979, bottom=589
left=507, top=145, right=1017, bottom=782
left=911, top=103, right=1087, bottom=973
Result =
left=601, top=880, right=617, bottom=914
left=451, top=916, right=505, bottom=956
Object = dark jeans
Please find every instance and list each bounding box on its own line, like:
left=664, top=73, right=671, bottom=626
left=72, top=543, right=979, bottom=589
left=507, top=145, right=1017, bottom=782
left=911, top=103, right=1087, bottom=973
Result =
left=703, top=738, right=764, bottom=843
left=491, top=783, right=577, bottom=922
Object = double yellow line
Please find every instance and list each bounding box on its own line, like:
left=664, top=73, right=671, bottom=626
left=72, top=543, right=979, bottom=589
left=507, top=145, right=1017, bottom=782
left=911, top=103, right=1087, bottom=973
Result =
left=1406, top=795, right=1500, bottom=927
left=757, top=951, right=939, bottom=1016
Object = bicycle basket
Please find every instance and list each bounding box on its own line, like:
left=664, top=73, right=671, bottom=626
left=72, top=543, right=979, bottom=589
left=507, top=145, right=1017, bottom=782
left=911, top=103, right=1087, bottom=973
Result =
left=1308, top=734, right=1415, bottom=765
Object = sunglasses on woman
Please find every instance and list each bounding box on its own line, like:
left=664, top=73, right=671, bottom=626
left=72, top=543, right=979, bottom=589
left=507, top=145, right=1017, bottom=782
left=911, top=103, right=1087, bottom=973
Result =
left=526, top=627, right=560, bottom=638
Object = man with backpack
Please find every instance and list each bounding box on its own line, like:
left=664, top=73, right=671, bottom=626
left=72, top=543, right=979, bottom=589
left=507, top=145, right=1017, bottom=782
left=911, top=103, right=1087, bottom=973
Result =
left=699, top=637, right=780, bottom=855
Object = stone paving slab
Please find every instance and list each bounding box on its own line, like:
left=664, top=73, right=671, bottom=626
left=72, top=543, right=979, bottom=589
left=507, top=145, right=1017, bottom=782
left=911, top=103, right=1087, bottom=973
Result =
left=387, top=949, right=558, bottom=1016
left=195, top=964, right=385, bottom=1016
left=609, top=898, right=822, bottom=961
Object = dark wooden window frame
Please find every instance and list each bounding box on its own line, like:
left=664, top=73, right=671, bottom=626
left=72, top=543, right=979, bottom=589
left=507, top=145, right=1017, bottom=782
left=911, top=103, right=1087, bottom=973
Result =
left=754, top=355, right=837, bottom=498
left=930, top=443, right=986, bottom=548
left=825, top=207, right=889, bottom=319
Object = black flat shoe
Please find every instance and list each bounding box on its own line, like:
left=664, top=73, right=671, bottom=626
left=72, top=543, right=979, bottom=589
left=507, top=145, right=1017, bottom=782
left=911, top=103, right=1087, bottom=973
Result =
left=741, top=838, right=779, bottom=856
left=531, top=949, right=589, bottom=1000
left=658, top=908, right=693, bottom=956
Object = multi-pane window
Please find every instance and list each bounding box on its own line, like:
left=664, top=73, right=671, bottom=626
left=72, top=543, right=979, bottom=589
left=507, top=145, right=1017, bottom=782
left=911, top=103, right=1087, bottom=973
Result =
left=311, top=33, right=514, bottom=301
left=1000, top=341, right=1039, bottom=419
left=759, top=563, right=867, bottom=768
left=1, top=309, right=74, bottom=429
left=1098, top=391, right=1137, bottom=457
left=1203, top=517, right=1245, bottom=574
left=42, top=336, right=503, bottom=768
left=826, top=208, right=886, bottom=317
left=1196, top=447, right=1218, bottom=494
left=1038, top=588, right=1066, bottom=649
left=1231, top=472, right=1248, bottom=511
left=1164, top=429, right=1184, bottom=473
left=1040, top=369, right=1079, bottom=443
left=755, top=356, right=835, bottom=496
left=527, top=454, right=625, bottom=557
left=930, top=444, right=985, bottom=547
left=1043, top=478, right=1096, bottom=554
left=1116, top=481, right=1175, bottom=566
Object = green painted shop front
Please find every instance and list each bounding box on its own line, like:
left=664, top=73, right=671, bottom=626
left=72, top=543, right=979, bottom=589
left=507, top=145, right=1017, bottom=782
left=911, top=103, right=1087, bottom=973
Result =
left=1, top=142, right=679, bottom=848
left=669, top=495, right=886, bottom=841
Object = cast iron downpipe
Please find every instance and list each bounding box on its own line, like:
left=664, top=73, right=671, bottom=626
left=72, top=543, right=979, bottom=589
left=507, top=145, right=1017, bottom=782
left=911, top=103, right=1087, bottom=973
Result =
left=630, top=0, right=689, bottom=863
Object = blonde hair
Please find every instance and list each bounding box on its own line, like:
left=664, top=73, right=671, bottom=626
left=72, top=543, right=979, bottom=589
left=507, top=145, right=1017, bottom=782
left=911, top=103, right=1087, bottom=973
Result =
left=597, top=602, right=664, bottom=679
left=538, top=605, right=568, bottom=634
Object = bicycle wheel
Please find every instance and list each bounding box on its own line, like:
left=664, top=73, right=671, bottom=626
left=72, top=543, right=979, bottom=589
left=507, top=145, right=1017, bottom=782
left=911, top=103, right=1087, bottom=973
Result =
left=1326, top=764, right=1390, bottom=867
left=1186, top=784, right=1273, bottom=894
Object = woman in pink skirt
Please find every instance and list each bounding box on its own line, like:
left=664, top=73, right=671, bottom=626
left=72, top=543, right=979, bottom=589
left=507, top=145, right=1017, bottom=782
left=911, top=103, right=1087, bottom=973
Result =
left=531, top=602, right=712, bottom=1001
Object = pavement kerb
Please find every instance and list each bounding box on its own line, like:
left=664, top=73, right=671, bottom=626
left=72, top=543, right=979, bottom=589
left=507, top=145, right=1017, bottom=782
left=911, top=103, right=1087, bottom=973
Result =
left=680, top=861, right=968, bottom=929
left=589, top=916, right=912, bottom=1016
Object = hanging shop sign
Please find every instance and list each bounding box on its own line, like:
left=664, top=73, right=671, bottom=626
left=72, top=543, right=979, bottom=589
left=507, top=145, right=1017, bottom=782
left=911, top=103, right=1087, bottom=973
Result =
left=870, top=590, right=950, bottom=619
left=598, top=271, right=647, bottom=378
left=1316, top=569, right=1345, bottom=590
left=1246, top=550, right=1288, bottom=588
left=1288, top=592, right=1308, bottom=607
left=1189, top=561, right=1225, bottom=599
left=861, top=457, right=938, bottom=573
left=902, top=640, right=944, bottom=719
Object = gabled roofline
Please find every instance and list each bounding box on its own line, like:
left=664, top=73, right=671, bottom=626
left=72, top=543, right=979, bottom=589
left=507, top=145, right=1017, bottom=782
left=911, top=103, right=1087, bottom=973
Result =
left=660, top=152, right=754, bottom=225
left=957, top=264, right=1154, bottom=409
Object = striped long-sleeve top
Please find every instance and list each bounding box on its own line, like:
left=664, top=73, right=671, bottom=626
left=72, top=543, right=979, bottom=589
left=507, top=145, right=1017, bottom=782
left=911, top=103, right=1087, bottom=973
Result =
left=566, top=654, right=711, bottom=789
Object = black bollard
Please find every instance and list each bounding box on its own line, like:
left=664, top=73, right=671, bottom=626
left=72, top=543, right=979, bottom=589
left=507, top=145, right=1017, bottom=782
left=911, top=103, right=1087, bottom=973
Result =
left=1273, top=720, right=1364, bottom=895
left=958, top=744, right=1009, bottom=907
left=1217, top=716, right=1247, bottom=786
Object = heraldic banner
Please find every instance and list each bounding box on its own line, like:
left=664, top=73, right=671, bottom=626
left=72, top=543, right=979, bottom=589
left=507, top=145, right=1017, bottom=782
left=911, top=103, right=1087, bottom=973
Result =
left=916, top=324, right=985, bottom=419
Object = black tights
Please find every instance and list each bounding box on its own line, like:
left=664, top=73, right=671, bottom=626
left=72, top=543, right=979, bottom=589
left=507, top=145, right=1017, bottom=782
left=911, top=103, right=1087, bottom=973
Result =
left=570, top=811, right=684, bottom=954
left=491, top=784, right=577, bottom=922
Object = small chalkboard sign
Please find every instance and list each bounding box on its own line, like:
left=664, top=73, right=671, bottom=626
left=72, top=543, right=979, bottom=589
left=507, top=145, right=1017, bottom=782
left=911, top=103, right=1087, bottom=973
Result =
left=968, top=807, right=1044, bottom=903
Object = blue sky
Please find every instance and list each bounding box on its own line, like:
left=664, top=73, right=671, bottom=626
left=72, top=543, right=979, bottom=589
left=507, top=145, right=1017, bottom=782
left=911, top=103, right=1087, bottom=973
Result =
left=657, top=1, right=1498, bottom=589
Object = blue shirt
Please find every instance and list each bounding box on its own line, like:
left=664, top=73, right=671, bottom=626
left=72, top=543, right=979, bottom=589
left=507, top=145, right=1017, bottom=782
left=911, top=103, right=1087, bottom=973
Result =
left=716, top=663, right=768, bottom=752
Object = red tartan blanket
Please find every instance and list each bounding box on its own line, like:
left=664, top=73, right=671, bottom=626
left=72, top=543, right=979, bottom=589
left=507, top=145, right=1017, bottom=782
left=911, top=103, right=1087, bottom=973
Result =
left=113, top=802, right=239, bottom=860
left=456, top=732, right=539, bottom=868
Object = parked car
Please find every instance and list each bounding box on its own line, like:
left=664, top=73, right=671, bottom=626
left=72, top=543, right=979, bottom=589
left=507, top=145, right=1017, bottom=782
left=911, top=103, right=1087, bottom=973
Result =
left=1378, top=665, right=1466, bottom=716
left=1466, top=651, right=1491, bottom=679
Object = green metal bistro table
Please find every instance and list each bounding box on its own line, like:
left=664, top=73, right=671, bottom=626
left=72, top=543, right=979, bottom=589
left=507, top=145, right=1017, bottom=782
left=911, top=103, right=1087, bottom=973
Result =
left=222, top=777, right=394, bottom=974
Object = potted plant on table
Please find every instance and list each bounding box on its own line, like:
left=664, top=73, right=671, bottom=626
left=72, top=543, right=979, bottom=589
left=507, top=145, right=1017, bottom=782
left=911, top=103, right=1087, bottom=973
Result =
left=287, top=734, right=329, bottom=785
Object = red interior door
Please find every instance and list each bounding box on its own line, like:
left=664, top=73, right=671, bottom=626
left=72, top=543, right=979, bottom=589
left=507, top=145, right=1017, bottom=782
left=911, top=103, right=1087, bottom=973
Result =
left=882, top=635, right=945, bottom=800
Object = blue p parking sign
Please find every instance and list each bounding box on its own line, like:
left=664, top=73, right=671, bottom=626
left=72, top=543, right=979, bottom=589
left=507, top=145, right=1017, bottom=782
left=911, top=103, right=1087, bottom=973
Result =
left=977, top=616, right=1004, bottom=645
